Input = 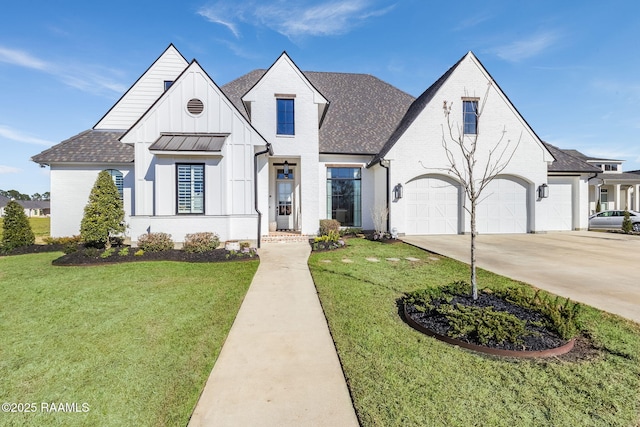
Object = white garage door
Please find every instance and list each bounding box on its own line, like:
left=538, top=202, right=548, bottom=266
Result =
left=476, top=177, right=528, bottom=233
left=546, top=179, right=573, bottom=231
left=406, top=177, right=460, bottom=234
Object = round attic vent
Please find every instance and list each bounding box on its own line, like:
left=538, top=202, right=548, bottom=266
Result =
left=187, top=98, right=204, bottom=115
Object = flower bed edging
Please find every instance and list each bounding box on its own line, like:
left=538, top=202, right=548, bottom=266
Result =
left=403, top=303, right=576, bottom=358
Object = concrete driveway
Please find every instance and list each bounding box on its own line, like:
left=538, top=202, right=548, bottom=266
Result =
left=403, top=231, right=640, bottom=324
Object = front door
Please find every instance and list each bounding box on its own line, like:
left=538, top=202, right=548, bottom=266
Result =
left=276, top=176, right=294, bottom=230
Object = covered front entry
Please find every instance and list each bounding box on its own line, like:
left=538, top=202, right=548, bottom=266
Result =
left=476, top=177, right=528, bottom=233
left=273, top=162, right=299, bottom=231
left=405, top=175, right=461, bottom=235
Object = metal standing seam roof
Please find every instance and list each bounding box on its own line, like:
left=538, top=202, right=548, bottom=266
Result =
left=31, top=130, right=132, bottom=164
left=221, top=70, right=416, bottom=155
left=149, top=133, right=229, bottom=152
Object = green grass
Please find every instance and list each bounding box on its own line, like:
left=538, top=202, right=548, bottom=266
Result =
left=0, top=217, right=50, bottom=242
left=0, top=252, right=258, bottom=426
left=309, top=238, right=640, bottom=427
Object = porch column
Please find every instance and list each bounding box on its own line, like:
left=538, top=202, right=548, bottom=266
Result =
left=636, top=185, right=640, bottom=211
left=613, top=184, right=621, bottom=210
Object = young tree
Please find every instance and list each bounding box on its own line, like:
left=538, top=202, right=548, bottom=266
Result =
left=2, top=200, right=35, bottom=250
left=439, top=84, right=520, bottom=300
left=622, top=210, right=633, bottom=233
left=80, top=170, right=125, bottom=248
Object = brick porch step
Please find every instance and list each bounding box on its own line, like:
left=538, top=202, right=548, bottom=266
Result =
left=261, top=232, right=312, bottom=244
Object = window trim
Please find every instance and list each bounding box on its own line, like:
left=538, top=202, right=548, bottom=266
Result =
left=462, top=98, right=479, bottom=135
left=105, top=169, right=124, bottom=200
left=326, top=167, right=362, bottom=227
left=176, top=163, right=205, bottom=215
left=276, top=98, right=295, bottom=136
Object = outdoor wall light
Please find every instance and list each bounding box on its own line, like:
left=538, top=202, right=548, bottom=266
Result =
left=538, top=183, right=549, bottom=199
left=394, top=183, right=404, bottom=200
left=283, top=160, right=289, bottom=178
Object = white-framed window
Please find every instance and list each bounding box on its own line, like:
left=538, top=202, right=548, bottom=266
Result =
left=177, top=164, right=204, bottom=214
left=106, top=169, right=124, bottom=200
left=463, top=99, right=478, bottom=135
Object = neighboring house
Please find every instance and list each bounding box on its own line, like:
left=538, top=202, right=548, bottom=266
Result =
left=31, top=44, right=612, bottom=244
left=0, top=196, right=50, bottom=217
left=560, top=151, right=640, bottom=213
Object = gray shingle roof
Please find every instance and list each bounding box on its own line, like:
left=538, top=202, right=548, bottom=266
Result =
left=369, top=56, right=463, bottom=166
left=562, top=149, right=622, bottom=163
left=31, top=130, right=132, bottom=164
left=543, top=143, right=601, bottom=173
left=599, top=172, right=640, bottom=181
left=221, top=70, right=415, bottom=154
left=149, top=133, right=228, bottom=152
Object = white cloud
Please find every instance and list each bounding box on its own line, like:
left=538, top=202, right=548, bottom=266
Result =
left=0, top=165, right=21, bottom=175
left=197, top=6, right=241, bottom=38
left=454, top=13, right=491, bottom=32
left=490, top=30, right=560, bottom=62
left=0, top=46, right=49, bottom=70
left=0, top=44, right=125, bottom=96
left=0, top=125, right=53, bottom=147
left=197, top=0, right=394, bottom=39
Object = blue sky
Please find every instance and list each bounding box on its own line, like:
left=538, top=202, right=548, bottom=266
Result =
left=1, top=0, right=639, bottom=195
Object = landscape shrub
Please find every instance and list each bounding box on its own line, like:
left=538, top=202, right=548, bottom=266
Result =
left=100, top=248, right=115, bottom=258
left=319, top=219, right=340, bottom=236
left=43, top=235, right=82, bottom=245
left=118, top=247, right=129, bottom=256
left=183, top=232, right=220, bottom=253
left=80, top=170, right=125, bottom=248
left=1, top=200, right=35, bottom=251
left=490, top=288, right=581, bottom=340
left=622, top=210, right=633, bottom=233
left=440, top=303, right=530, bottom=345
left=136, top=232, right=174, bottom=252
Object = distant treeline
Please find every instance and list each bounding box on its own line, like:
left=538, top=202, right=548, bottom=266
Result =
left=0, top=189, right=50, bottom=201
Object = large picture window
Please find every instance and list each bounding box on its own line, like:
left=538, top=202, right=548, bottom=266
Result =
left=277, top=98, right=295, bottom=135
left=177, top=164, right=204, bottom=214
left=326, top=168, right=361, bottom=227
left=463, top=99, right=478, bottom=135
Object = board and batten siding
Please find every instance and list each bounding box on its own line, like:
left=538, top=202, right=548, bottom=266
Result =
left=94, top=45, right=188, bottom=130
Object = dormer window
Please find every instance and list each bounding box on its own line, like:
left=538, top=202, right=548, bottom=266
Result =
left=604, top=164, right=618, bottom=172
left=463, top=98, right=479, bottom=135
left=276, top=97, right=295, bottom=135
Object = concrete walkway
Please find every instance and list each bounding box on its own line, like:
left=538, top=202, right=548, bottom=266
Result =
left=403, top=231, right=640, bottom=324
left=188, top=242, right=359, bottom=427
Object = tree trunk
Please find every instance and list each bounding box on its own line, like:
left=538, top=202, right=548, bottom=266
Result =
left=470, top=196, right=478, bottom=301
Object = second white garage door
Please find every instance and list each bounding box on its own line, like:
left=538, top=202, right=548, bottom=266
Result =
left=405, top=176, right=460, bottom=234
left=476, top=177, right=528, bottom=233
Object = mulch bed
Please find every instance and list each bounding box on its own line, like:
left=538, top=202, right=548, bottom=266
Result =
left=404, top=292, right=569, bottom=353
left=1, top=245, right=258, bottom=265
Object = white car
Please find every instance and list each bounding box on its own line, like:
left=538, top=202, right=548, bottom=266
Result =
left=588, top=210, right=640, bottom=232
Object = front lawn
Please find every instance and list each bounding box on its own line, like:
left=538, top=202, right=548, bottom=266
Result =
left=309, top=238, right=640, bottom=426
left=0, top=252, right=257, bottom=426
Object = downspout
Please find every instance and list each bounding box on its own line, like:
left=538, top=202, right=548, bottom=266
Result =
left=254, top=143, right=273, bottom=248
left=379, top=159, right=390, bottom=232
left=588, top=171, right=601, bottom=213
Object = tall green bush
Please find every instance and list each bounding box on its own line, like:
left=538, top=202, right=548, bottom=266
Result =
left=80, top=170, right=125, bottom=248
left=622, top=210, right=633, bottom=233
left=1, top=200, right=35, bottom=250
